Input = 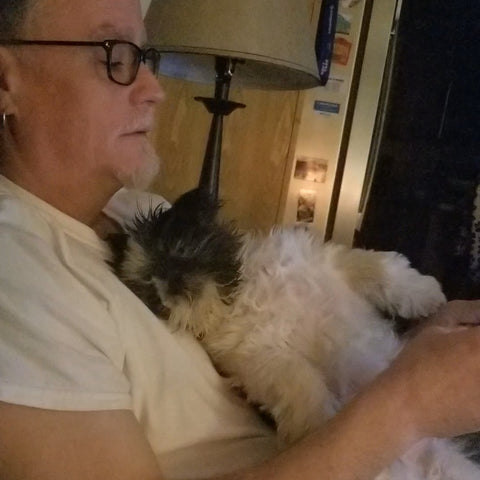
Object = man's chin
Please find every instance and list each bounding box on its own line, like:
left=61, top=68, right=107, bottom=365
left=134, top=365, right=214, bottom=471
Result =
left=116, top=146, right=161, bottom=191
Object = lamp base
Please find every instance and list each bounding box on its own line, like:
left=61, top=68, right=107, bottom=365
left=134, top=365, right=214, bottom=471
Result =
left=194, top=97, right=245, bottom=116
left=194, top=57, right=246, bottom=200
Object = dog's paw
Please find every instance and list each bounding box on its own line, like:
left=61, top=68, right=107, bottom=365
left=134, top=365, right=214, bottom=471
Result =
left=381, top=255, right=446, bottom=318
left=395, top=273, right=446, bottom=318
left=347, top=250, right=447, bottom=319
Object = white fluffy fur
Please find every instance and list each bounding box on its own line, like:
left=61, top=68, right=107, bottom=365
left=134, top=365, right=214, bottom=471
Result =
left=151, top=226, right=479, bottom=479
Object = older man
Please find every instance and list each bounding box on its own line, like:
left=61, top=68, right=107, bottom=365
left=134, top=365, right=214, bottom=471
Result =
left=2, top=1, right=480, bottom=479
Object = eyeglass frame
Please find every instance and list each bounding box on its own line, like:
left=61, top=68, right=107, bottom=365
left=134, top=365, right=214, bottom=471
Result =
left=0, top=39, right=161, bottom=86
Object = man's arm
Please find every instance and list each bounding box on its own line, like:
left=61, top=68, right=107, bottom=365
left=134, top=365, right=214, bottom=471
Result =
left=0, top=392, right=406, bottom=480
left=0, top=403, right=164, bottom=480
left=220, top=380, right=413, bottom=480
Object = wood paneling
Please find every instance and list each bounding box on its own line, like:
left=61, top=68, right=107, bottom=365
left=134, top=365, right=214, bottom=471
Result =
left=150, top=75, right=302, bottom=231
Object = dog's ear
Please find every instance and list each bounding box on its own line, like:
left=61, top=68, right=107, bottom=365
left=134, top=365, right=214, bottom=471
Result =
left=170, top=188, right=221, bottom=226
left=128, top=188, right=220, bottom=244
left=105, top=233, right=129, bottom=272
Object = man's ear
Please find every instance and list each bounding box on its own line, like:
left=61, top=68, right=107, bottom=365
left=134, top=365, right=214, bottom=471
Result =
left=0, top=48, right=19, bottom=116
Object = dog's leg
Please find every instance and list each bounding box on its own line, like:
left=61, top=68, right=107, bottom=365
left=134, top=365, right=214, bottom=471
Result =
left=225, top=348, right=340, bottom=447
left=327, top=244, right=446, bottom=319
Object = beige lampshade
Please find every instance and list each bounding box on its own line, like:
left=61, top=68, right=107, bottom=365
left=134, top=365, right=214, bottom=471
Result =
left=144, top=0, right=321, bottom=90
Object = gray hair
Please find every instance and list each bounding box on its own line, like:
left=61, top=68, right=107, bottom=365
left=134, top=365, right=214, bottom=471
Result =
left=0, top=0, right=35, bottom=39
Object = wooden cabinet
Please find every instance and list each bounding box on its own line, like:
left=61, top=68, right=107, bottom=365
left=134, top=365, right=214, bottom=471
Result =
left=149, top=75, right=303, bottom=231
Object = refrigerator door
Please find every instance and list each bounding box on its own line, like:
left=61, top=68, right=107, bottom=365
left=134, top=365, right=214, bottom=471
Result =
left=330, top=0, right=401, bottom=246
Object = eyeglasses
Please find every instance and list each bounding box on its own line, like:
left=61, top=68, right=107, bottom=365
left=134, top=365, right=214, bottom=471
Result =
left=0, top=39, right=161, bottom=86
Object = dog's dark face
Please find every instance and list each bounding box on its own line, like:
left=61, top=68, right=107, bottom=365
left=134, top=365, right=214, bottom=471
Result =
left=107, top=188, right=243, bottom=319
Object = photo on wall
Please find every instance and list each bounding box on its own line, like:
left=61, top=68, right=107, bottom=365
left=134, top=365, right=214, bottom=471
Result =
left=297, top=189, right=317, bottom=223
left=294, top=156, right=328, bottom=183
left=336, top=12, right=352, bottom=34
left=333, top=37, right=352, bottom=65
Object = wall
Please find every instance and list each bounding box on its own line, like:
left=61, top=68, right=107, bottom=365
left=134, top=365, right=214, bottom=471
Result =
left=140, top=0, right=151, bottom=17
left=281, top=0, right=369, bottom=239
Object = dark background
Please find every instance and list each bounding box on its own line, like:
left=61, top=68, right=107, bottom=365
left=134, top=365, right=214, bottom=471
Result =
left=355, top=0, right=480, bottom=300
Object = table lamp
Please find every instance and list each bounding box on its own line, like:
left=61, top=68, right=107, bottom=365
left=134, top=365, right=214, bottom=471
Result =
left=145, top=0, right=321, bottom=200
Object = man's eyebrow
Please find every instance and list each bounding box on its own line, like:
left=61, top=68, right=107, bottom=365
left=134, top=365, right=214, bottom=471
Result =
left=92, top=23, right=139, bottom=42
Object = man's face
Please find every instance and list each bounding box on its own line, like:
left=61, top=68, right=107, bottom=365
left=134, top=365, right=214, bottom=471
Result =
left=12, top=0, right=164, bottom=190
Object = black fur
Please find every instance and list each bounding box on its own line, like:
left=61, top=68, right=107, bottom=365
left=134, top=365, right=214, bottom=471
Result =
left=455, top=432, right=480, bottom=466
left=107, top=231, right=169, bottom=317
left=107, top=230, right=129, bottom=269
left=107, top=188, right=243, bottom=318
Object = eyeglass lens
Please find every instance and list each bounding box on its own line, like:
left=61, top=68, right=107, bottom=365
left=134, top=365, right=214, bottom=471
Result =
left=109, top=43, right=160, bottom=85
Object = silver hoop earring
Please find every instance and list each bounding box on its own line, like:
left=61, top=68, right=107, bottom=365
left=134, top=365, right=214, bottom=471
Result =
left=1, top=113, right=6, bottom=130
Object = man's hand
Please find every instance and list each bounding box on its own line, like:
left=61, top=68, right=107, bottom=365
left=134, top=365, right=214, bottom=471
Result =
left=428, top=299, right=480, bottom=328
left=378, top=310, right=480, bottom=442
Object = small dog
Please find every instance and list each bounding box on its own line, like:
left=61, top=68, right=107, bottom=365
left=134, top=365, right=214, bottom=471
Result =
left=107, top=188, right=480, bottom=479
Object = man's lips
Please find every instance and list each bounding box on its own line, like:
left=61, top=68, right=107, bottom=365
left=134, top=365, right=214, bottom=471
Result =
left=123, top=128, right=151, bottom=136
left=122, top=117, right=154, bottom=136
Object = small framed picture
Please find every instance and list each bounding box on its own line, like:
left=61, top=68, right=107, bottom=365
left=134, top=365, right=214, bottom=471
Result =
left=297, top=190, right=317, bottom=223
left=333, top=37, right=352, bottom=65
left=336, top=12, right=352, bottom=35
left=294, top=157, right=328, bottom=183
